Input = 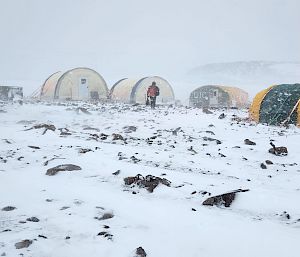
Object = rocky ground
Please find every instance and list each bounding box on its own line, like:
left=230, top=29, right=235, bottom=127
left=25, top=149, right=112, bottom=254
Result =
left=0, top=102, right=300, bottom=257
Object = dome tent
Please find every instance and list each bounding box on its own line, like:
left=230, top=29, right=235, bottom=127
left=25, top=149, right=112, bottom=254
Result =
left=189, top=85, right=248, bottom=108
left=40, top=68, right=108, bottom=101
left=110, top=78, right=138, bottom=103
left=250, top=84, right=300, bottom=127
left=110, top=76, right=175, bottom=104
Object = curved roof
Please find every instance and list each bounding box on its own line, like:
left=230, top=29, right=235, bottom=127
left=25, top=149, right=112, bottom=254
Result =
left=54, top=67, right=108, bottom=100
left=110, top=78, right=138, bottom=103
left=40, top=71, right=63, bottom=99
left=130, top=76, right=175, bottom=104
left=252, top=84, right=300, bottom=126
left=190, top=85, right=248, bottom=108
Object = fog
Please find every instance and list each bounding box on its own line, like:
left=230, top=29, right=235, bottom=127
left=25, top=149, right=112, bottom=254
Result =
left=1, top=0, right=299, bottom=99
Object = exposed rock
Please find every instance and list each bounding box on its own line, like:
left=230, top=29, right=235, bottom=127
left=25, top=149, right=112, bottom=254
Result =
left=26, top=217, right=40, bottom=222
left=15, top=239, right=33, bottom=249
left=96, top=212, right=114, bottom=220
left=202, top=136, right=222, bottom=144
left=38, top=235, right=48, bottom=239
left=269, top=142, right=288, bottom=156
left=202, top=108, right=213, bottom=114
left=25, top=124, right=56, bottom=135
left=136, top=247, right=147, bottom=257
left=218, top=113, right=226, bottom=119
left=78, top=148, right=93, bottom=154
left=1, top=206, right=16, bottom=211
left=202, top=189, right=249, bottom=207
left=260, top=163, right=267, bottom=169
left=124, top=174, right=171, bottom=193
left=244, top=139, right=256, bottom=145
left=112, top=170, right=121, bottom=176
left=97, top=231, right=113, bottom=240
left=123, top=126, right=137, bottom=133
left=265, top=160, right=273, bottom=165
left=46, top=164, right=82, bottom=176
left=28, top=145, right=40, bottom=149
left=112, top=133, right=124, bottom=141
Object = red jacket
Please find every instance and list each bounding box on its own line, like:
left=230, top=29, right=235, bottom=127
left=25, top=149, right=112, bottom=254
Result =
left=147, top=85, right=159, bottom=97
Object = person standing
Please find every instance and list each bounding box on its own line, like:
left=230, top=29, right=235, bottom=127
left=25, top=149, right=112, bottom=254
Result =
left=147, top=82, right=160, bottom=109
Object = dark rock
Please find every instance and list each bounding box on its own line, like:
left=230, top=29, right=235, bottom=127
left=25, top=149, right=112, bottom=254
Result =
left=76, top=107, right=91, bottom=115
left=78, top=148, right=93, bottom=154
left=202, top=189, right=249, bottom=207
left=218, top=113, right=226, bottom=119
left=260, top=163, right=267, bottom=169
left=1, top=206, right=16, bottom=211
left=46, top=164, right=82, bottom=176
left=136, top=247, right=147, bottom=257
left=15, top=239, right=33, bottom=249
left=65, top=236, right=70, bottom=240
left=124, top=174, right=171, bottom=193
left=112, top=170, right=120, bottom=176
left=25, top=124, right=56, bottom=135
left=269, top=142, right=288, bottom=156
left=38, top=235, right=48, bottom=239
left=28, top=145, right=40, bottom=149
left=244, top=139, right=256, bottom=145
left=191, top=208, right=197, bottom=211
left=123, top=126, right=137, bottom=133
left=112, top=133, right=124, bottom=141
left=265, top=160, right=273, bottom=165
left=202, top=136, right=222, bottom=144
left=26, top=217, right=40, bottom=222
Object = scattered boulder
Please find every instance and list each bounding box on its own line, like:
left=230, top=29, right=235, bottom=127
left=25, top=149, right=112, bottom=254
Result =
left=202, top=136, right=222, bottom=144
left=15, top=239, right=32, bottom=249
left=25, top=124, right=56, bottom=135
left=112, top=133, right=124, bottom=141
left=260, top=163, right=267, bottom=169
left=1, top=206, right=16, bottom=211
left=244, top=139, right=256, bottom=145
left=269, top=142, right=288, bottom=156
left=28, top=145, right=40, bottom=149
left=97, top=231, right=113, bottom=240
left=26, top=217, right=40, bottom=222
left=95, top=212, right=114, bottom=221
left=124, top=174, right=171, bottom=193
left=76, top=107, right=91, bottom=115
left=46, top=164, right=82, bottom=176
left=265, top=160, right=273, bottom=165
left=218, top=113, right=226, bottom=119
left=123, top=126, right=137, bottom=133
left=136, top=247, right=147, bottom=257
left=202, top=189, right=249, bottom=207
left=112, top=170, right=121, bottom=176
left=78, top=148, right=93, bottom=154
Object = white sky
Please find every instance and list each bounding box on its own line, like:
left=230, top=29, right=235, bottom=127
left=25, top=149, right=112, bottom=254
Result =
left=0, top=0, right=299, bottom=94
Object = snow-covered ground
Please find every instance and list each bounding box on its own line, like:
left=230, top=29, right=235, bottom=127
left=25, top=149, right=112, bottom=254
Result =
left=0, top=102, right=299, bottom=257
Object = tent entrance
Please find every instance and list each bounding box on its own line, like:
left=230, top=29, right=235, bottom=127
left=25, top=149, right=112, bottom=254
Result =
left=79, top=78, right=89, bottom=99
left=209, top=89, right=219, bottom=106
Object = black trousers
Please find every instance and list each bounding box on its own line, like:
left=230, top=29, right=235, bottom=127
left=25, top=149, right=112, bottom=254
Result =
left=149, top=96, right=156, bottom=109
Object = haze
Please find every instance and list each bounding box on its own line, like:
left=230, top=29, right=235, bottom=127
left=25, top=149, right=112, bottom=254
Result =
left=1, top=0, right=299, bottom=98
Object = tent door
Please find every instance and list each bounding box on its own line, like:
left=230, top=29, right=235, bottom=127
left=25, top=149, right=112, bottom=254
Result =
left=79, top=78, right=89, bottom=99
left=209, top=89, right=219, bottom=106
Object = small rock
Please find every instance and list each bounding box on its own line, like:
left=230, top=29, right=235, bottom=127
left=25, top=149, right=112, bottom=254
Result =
left=112, top=170, right=121, bottom=176
left=265, top=160, right=273, bottom=165
left=38, top=235, right=47, bottom=239
left=97, top=212, right=114, bottom=220
left=260, top=163, right=267, bottom=169
left=136, top=247, right=147, bottom=257
left=15, top=239, right=32, bottom=249
left=244, top=139, right=256, bottom=145
left=65, top=236, right=70, bottom=240
left=202, top=108, right=213, bottom=114
left=218, top=113, right=226, bottom=119
left=1, top=206, right=16, bottom=211
left=269, top=142, right=288, bottom=156
left=28, top=145, right=40, bottom=149
left=26, top=217, right=39, bottom=222
left=203, top=189, right=249, bottom=207
left=46, top=164, right=82, bottom=176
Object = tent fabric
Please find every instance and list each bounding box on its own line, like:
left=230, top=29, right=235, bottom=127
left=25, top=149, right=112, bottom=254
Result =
left=40, top=71, right=63, bottom=99
left=250, top=84, right=300, bottom=127
left=40, top=68, right=108, bottom=101
left=189, top=85, right=248, bottom=108
left=249, top=85, right=274, bottom=122
left=110, top=78, right=138, bottom=103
